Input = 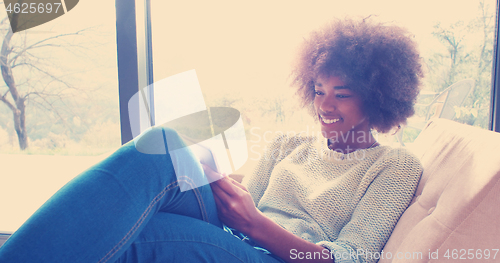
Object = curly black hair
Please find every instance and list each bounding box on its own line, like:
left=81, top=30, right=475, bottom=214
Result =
left=292, top=18, right=424, bottom=133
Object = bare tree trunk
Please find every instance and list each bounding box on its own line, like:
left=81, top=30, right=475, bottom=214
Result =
left=0, top=27, right=28, bottom=150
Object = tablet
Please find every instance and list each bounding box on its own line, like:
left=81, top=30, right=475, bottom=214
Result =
left=179, top=134, right=222, bottom=174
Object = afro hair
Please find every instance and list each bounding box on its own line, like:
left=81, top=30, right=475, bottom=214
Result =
left=292, top=18, right=424, bottom=133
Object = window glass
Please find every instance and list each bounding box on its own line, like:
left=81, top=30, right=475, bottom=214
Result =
left=0, top=0, right=120, bottom=155
left=151, top=0, right=497, bottom=154
left=0, top=0, right=119, bottom=232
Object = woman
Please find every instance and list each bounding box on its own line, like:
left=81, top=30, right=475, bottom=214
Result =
left=0, top=18, right=423, bottom=263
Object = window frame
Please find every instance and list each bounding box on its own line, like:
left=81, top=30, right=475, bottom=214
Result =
left=490, top=0, right=500, bottom=132
left=116, top=0, right=154, bottom=144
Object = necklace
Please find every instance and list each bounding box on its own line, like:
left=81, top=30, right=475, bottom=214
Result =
left=327, top=139, right=378, bottom=150
left=367, top=140, right=378, bottom=149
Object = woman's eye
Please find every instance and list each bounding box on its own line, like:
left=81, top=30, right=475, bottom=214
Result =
left=314, top=90, right=323, bottom=96
left=336, top=94, right=351, bottom=98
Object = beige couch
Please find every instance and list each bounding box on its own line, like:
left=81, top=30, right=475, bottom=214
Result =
left=381, top=118, right=500, bottom=262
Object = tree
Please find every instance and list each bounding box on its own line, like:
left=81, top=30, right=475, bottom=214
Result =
left=0, top=16, right=89, bottom=150
left=425, top=0, right=495, bottom=128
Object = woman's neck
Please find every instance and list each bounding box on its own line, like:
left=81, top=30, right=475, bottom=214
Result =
left=327, top=133, right=378, bottom=154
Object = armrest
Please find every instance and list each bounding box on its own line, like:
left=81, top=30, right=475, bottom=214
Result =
left=0, top=232, right=12, bottom=248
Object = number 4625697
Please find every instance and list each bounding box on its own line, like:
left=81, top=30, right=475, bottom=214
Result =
left=6, top=3, right=62, bottom=14
left=443, top=249, right=499, bottom=260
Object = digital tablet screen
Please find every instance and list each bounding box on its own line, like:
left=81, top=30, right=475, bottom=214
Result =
left=179, top=134, right=219, bottom=173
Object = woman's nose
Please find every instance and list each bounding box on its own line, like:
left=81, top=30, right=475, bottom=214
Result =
left=320, top=97, right=336, bottom=113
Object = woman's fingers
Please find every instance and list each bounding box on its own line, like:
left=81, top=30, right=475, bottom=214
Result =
left=229, top=179, right=249, bottom=192
left=210, top=180, right=232, bottom=202
left=201, top=164, right=248, bottom=194
left=210, top=187, right=224, bottom=210
left=211, top=176, right=240, bottom=197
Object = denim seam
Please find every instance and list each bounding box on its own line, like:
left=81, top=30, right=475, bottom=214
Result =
left=191, top=182, right=209, bottom=222
left=98, top=176, right=208, bottom=263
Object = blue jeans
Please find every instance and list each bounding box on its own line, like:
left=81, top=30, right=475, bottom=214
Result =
left=0, top=127, right=283, bottom=263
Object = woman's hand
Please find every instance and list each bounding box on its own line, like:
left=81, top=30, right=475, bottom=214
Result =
left=202, top=165, right=335, bottom=263
left=202, top=165, right=264, bottom=235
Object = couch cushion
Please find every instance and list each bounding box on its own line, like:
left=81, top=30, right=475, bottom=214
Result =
left=380, top=119, right=500, bottom=262
left=0, top=232, right=11, bottom=248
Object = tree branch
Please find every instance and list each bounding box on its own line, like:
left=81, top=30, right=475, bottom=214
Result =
left=30, top=91, right=74, bottom=133
left=8, top=28, right=91, bottom=64
left=17, top=62, right=77, bottom=91
left=0, top=92, right=16, bottom=113
left=0, top=27, right=21, bottom=104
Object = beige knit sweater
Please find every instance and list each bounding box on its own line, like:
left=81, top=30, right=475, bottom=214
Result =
left=244, top=134, right=422, bottom=263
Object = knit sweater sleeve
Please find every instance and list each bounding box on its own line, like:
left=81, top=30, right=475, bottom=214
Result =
left=244, top=134, right=297, bottom=206
left=317, top=148, right=423, bottom=263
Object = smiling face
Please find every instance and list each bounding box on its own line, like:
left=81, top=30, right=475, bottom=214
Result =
left=314, top=75, right=372, bottom=149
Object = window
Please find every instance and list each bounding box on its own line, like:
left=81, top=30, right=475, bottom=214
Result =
left=0, top=0, right=120, bottom=154
left=0, top=0, right=119, bottom=231
left=147, top=0, right=498, bottom=150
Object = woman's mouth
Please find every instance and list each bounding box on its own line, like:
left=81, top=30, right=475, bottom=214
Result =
left=320, top=115, right=342, bottom=125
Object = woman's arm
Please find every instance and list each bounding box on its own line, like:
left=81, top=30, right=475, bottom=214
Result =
left=250, top=211, right=334, bottom=263
left=244, top=133, right=288, bottom=205
left=315, top=148, right=423, bottom=263
left=205, top=167, right=334, bottom=263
